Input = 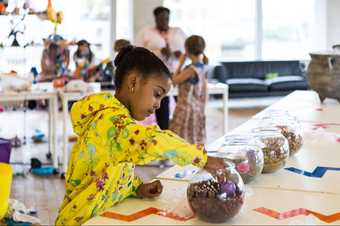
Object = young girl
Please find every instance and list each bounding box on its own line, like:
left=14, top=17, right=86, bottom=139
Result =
left=40, top=35, right=70, bottom=81
left=73, top=39, right=95, bottom=68
left=170, top=35, right=208, bottom=145
left=55, top=46, right=224, bottom=225
left=113, top=39, right=131, bottom=53
left=73, top=39, right=98, bottom=82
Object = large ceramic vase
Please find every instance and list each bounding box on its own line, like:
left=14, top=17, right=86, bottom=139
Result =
left=307, top=52, right=340, bottom=103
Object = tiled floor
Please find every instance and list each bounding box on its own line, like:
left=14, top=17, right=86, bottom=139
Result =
left=1, top=100, right=264, bottom=224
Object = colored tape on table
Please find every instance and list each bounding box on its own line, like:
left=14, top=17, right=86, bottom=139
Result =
left=101, top=207, right=194, bottom=222
left=285, top=166, right=340, bottom=178
left=254, top=207, right=309, bottom=220
left=254, top=207, right=340, bottom=223
left=312, top=123, right=340, bottom=130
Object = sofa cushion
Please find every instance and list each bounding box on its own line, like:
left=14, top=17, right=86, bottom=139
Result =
left=209, top=64, right=228, bottom=82
left=227, top=78, right=268, bottom=92
left=223, top=62, right=266, bottom=79
left=222, top=60, right=303, bottom=80
left=267, top=75, right=308, bottom=91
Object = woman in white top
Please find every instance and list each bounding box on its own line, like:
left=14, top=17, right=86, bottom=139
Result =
left=136, top=6, right=187, bottom=130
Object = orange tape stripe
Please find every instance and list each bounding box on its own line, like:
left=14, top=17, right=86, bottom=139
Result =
left=156, top=209, right=195, bottom=221
left=254, top=207, right=340, bottom=223
left=101, top=207, right=159, bottom=222
left=308, top=210, right=340, bottom=223
left=101, top=207, right=194, bottom=222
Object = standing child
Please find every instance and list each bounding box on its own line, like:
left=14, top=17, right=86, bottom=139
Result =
left=73, top=39, right=98, bottom=82
left=113, top=39, right=131, bottom=53
left=55, top=46, right=224, bottom=226
left=170, top=35, right=208, bottom=145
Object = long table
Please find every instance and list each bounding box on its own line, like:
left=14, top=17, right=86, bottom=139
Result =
left=84, top=91, right=340, bottom=225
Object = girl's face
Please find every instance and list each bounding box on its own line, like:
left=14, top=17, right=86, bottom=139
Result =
left=128, top=73, right=171, bottom=121
left=79, top=44, right=90, bottom=55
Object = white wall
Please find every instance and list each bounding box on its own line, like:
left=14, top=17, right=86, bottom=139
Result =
left=132, top=0, right=163, bottom=42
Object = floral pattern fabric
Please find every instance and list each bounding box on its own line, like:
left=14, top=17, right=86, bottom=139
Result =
left=170, top=63, right=208, bottom=145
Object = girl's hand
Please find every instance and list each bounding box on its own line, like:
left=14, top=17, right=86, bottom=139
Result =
left=204, top=156, right=228, bottom=174
left=178, top=53, right=187, bottom=65
left=161, top=44, right=171, bottom=60
left=136, top=180, right=163, bottom=198
left=173, top=50, right=182, bottom=59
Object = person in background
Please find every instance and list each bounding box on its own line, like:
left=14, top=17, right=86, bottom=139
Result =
left=40, top=42, right=59, bottom=81
left=73, top=39, right=98, bottom=81
left=40, top=34, right=70, bottom=82
left=113, top=39, right=131, bottom=53
left=170, top=35, right=209, bottom=145
left=136, top=6, right=187, bottom=130
left=73, top=39, right=95, bottom=69
left=55, top=46, right=224, bottom=225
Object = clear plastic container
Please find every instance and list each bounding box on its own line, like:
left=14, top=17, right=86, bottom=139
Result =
left=252, top=127, right=290, bottom=173
left=223, top=134, right=265, bottom=150
left=253, top=109, right=291, bottom=119
left=187, top=163, right=245, bottom=223
left=276, top=122, right=303, bottom=156
left=258, top=116, right=303, bottom=156
left=217, top=137, right=264, bottom=183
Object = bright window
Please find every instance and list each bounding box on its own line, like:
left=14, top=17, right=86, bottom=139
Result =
left=116, top=0, right=133, bottom=41
left=164, top=0, right=256, bottom=61
left=262, top=0, right=314, bottom=60
left=164, top=0, right=315, bottom=61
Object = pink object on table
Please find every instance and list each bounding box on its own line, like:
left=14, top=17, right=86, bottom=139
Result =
left=237, top=162, right=250, bottom=174
left=312, top=123, right=330, bottom=130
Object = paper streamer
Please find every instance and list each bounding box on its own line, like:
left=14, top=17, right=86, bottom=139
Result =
left=304, top=127, right=340, bottom=144
left=101, top=207, right=194, bottom=222
left=285, top=166, right=340, bottom=178
left=254, top=207, right=340, bottom=223
left=313, top=123, right=330, bottom=130
left=312, top=123, right=340, bottom=130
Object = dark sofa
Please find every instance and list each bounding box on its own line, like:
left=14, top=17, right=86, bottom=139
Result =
left=209, top=60, right=309, bottom=98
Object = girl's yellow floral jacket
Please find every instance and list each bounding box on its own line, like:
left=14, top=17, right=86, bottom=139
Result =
left=55, top=92, right=207, bottom=225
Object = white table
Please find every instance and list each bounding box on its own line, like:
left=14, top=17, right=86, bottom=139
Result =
left=60, top=83, right=228, bottom=174
left=84, top=91, right=340, bottom=225
left=0, top=89, right=58, bottom=168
